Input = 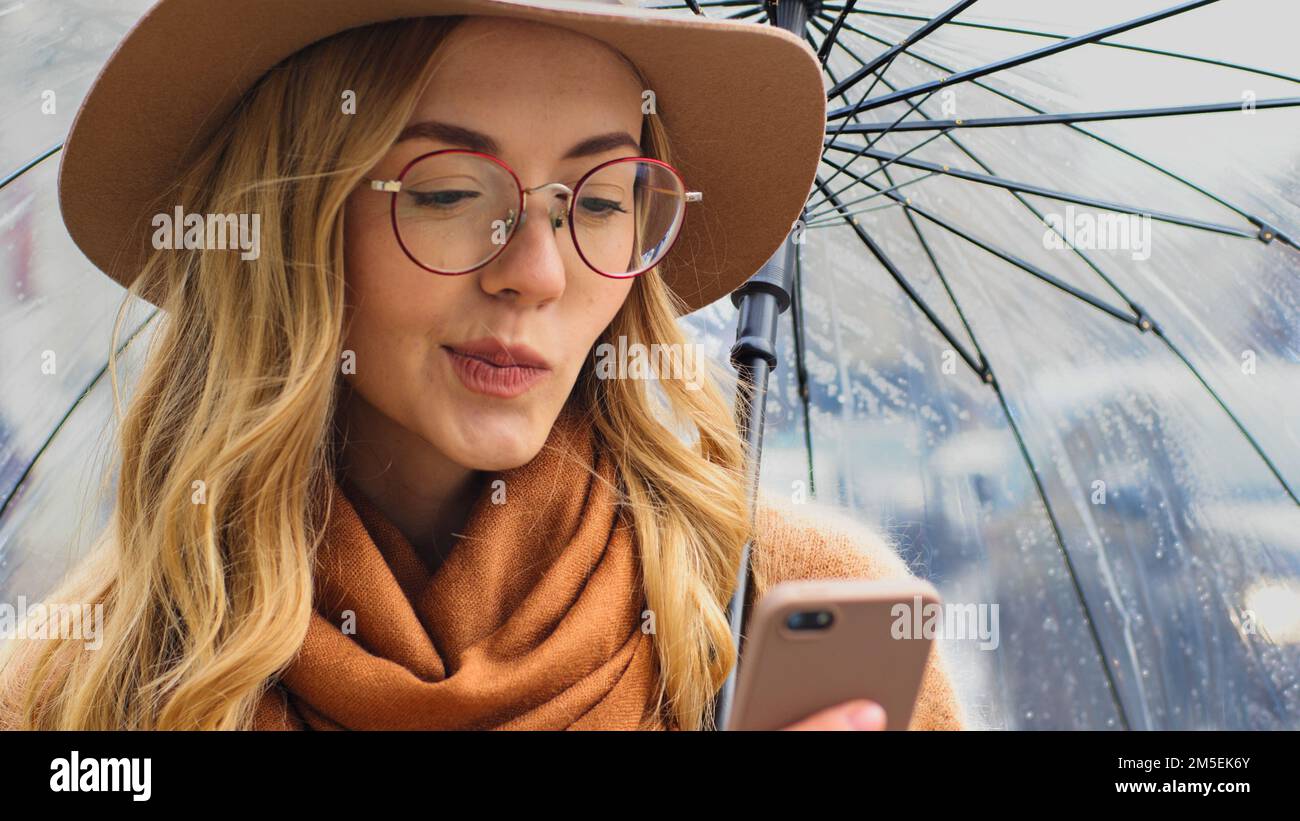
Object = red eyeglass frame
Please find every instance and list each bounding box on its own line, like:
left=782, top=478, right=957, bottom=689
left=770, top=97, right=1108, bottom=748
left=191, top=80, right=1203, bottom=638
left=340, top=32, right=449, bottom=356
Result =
left=366, top=148, right=701, bottom=279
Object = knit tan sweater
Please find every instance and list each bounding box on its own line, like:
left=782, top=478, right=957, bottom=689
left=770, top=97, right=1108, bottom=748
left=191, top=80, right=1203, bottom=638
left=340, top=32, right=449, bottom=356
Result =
left=748, top=497, right=966, bottom=731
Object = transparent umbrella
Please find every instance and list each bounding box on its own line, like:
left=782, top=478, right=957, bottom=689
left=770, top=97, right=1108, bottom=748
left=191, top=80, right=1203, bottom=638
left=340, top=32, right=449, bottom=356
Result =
left=665, top=0, right=1300, bottom=729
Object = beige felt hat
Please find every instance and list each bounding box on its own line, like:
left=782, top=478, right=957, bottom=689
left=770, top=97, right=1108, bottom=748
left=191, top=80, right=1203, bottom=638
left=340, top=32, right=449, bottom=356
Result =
left=57, top=0, right=827, bottom=314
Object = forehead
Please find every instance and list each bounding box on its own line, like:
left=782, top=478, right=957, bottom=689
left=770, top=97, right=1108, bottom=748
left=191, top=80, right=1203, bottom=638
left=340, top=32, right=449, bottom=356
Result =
left=408, top=16, right=646, bottom=164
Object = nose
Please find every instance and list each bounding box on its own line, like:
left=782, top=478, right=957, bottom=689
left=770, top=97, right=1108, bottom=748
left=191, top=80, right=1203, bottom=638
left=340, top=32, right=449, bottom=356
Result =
left=478, top=184, right=572, bottom=306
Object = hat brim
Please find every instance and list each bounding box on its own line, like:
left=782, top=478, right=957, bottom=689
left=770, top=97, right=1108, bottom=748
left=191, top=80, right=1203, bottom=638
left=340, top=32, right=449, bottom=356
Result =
left=58, top=0, right=826, bottom=314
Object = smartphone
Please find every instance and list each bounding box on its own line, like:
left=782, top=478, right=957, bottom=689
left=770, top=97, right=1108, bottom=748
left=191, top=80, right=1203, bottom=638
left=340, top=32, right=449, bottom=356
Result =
left=726, top=577, right=940, bottom=731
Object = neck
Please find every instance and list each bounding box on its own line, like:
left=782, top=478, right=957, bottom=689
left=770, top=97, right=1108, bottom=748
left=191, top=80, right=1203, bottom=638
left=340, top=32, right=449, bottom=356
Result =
left=334, top=384, right=487, bottom=570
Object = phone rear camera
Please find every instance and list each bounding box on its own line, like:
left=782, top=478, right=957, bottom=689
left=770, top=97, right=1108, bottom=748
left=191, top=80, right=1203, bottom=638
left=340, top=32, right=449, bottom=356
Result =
left=785, top=610, right=834, bottom=631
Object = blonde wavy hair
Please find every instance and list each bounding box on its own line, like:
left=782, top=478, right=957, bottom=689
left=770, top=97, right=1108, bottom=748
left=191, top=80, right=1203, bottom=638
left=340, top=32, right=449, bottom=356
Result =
left=0, top=15, right=753, bottom=730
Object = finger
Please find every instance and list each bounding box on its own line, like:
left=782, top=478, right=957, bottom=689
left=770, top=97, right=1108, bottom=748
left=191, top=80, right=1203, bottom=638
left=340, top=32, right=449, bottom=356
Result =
left=782, top=699, right=886, bottom=731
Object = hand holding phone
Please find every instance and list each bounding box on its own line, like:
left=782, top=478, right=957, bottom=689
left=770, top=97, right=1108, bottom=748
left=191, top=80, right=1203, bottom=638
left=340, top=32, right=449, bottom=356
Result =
left=726, top=577, right=940, bottom=731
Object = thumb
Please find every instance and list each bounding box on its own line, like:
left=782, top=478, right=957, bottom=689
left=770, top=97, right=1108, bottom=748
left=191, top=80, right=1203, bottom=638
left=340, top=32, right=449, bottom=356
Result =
left=781, top=699, right=886, bottom=731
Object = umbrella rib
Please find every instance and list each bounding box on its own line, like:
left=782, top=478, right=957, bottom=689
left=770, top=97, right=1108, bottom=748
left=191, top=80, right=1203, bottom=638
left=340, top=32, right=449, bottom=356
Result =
left=811, top=174, right=986, bottom=376
left=828, top=0, right=1221, bottom=119
left=817, top=4, right=1300, bottom=85
left=881, top=168, right=987, bottom=376
left=1154, top=339, right=1299, bottom=503
left=825, top=140, right=1261, bottom=240
left=979, top=359, right=1138, bottom=729
left=840, top=98, right=1300, bottom=133
left=0, top=308, right=161, bottom=527
left=898, top=202, right=1143, bottom=325
left=818, top=11, right=1298, bottom=248
left=825, top=0, right=979, bottom=99
left=789, top=244, right=818, bottom=497
left=816, top=0, right=857, bottom=64
left=0, top=143, right=62, bottom=194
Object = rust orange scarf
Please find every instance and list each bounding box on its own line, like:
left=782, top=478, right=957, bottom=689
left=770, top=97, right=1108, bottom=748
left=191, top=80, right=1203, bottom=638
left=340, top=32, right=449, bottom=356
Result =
left=252, top=404, right=670, bottom=730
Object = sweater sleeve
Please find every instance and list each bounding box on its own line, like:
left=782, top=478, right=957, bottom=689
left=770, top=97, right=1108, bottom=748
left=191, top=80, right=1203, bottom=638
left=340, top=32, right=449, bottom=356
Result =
left=748, top=497, right=967, bottom=731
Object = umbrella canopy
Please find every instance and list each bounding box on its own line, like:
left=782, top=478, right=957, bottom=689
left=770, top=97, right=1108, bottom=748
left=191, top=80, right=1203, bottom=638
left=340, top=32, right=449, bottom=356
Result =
left=2, top=0, right=1298, bottom=730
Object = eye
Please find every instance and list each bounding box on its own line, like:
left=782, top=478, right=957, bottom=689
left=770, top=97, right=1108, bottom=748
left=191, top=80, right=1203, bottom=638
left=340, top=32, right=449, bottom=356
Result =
left=409, top=189, right=481, bottom=209
left=577, top=196, right=629, bottom=217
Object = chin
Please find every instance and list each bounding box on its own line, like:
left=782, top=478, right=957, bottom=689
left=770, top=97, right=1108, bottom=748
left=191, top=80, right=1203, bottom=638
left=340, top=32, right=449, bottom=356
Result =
left=442, top=407, right=552, bottom=471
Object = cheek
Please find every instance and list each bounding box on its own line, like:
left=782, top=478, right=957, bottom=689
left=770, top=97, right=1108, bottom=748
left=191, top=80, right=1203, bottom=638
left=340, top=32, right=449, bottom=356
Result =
left=342, top=199, right=449, bottom=365
left=565, top=280, right=634, bottom=365
left=344, top=196, right=400, bottom=301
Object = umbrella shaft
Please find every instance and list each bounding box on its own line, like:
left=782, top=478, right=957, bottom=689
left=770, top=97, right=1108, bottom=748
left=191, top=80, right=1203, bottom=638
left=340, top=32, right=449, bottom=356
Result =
left=714, top=229, right=799, bottom=729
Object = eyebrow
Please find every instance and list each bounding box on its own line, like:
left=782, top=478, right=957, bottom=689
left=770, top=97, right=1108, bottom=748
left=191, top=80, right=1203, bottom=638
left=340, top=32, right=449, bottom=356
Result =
left=396, top=120, right=641, bottom=160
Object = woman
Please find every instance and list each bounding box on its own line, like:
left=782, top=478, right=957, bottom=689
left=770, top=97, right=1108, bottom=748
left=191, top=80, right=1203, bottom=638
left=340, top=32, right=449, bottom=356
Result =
left=0, top=0, right=964, bottom=731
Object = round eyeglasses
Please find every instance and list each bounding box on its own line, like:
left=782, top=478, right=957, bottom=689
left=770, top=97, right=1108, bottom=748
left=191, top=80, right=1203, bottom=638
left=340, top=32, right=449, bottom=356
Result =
left=365, top=149, right=702, bottom=279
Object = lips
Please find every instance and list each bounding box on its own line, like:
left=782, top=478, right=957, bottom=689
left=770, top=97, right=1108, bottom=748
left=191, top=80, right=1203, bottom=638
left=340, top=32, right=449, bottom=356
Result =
left=441, top=338, right=552, bottom=399
left=442, top=338, right=550, bottom=369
